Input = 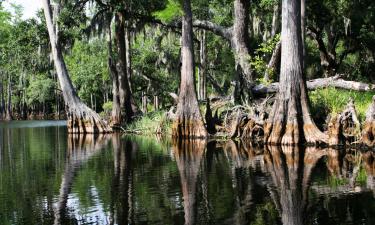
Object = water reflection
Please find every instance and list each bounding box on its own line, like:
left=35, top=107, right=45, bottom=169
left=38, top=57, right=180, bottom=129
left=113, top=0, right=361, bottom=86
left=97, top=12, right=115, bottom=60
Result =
left=54, top=134, right=110, bottom=225
left=110, top=134, right=136, bottom=225
left=172, top=139, right=206, bottom=225
left=1, top=122, right=375, bottom=224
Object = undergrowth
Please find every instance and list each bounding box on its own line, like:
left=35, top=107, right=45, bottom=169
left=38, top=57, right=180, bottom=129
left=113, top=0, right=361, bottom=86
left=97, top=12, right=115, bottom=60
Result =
left=309, top=87, right=375, bottom=123
left=126, top=111, right=171, bottom=135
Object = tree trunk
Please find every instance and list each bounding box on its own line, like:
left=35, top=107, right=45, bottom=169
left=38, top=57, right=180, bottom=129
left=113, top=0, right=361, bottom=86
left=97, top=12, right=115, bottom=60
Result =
left=264, top=41, right=281, bottom=82
left=271, top=0, right=280, bottom=38
left=0, top=78, right=4, bottom=120
left=264, top=0, right=327, bottom=144
left=301, top=0, right=306, bottom=69
left=198, top=30, right=207, bottom=100
left=115, top=12, right=133, bottom=123
left=192, top=0, right=254, bottom=104
left=153, top=95, right=159, bottom=111
left=231, top=0, right=254, bottom=104
left=108, top=24, right=122, bottom=126
left=5, top=73, right=12, bottom=121
left=172, top=0, right=207, bottom=138
left=125, top=21, right=133, bottom=92
left=42, top=0, right=110, bottom=133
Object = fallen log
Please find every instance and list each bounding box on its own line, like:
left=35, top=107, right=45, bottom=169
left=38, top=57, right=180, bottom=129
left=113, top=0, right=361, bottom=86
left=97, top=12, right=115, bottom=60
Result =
left=252, top=75, right=375, bottom=95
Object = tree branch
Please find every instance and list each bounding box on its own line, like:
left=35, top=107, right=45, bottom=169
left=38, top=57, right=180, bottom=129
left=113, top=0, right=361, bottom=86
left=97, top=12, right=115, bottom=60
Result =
left=252, top=75, right=375, bottom=95
left=193, top=19, right=232, bottom=41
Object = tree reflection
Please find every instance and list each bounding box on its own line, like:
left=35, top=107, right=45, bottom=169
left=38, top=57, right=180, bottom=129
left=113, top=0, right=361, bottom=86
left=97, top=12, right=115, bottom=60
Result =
left=172, top=139, right=206, bottom=225
left=110, top=134, right=136, bottom=225
left=53, top=134, right=110, bottom=225
left=264, top=145, right=325, bottom=225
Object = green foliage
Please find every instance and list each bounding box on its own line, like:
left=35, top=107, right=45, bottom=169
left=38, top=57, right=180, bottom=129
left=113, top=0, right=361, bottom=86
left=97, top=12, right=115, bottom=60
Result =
left=252, top=34, right=280, bottom=82
left=26, top=75, right=54, bottom=105
left=153, top=0, right=182, bottom=23
left=126, top=111, right=171, bottom=135
left=66, top=38, right=110, bottom=107
left=309, top=88, right=375, bottom=122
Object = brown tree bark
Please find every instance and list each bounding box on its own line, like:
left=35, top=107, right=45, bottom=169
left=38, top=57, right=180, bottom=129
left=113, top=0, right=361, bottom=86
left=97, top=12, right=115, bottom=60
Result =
left=172, top=0, right=208, bottom=138
left=264, top=0, right=328, bottom=144
left=42, top=0, right=110, bottom=133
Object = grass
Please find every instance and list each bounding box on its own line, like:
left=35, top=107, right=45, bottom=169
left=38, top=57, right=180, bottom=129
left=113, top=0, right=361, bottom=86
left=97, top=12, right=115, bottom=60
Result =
left=309, top=87, right=375, bottom=123
left=126, top=110, right=171, bottom=135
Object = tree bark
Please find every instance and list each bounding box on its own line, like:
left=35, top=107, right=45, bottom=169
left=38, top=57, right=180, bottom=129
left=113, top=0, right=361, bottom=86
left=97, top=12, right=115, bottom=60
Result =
left=271, top=0, right=280, bottom=38
left=115, top=12, right=133, bottom=123
left=192, top=0, right=254, bottom=104
left=42, top=0, right=110, bottom=133
left=198, top=30, right=207, bottom=100
left=108, top=23, right=122, bottom=126
left=125, top=22, right=133, bottom=92
left=231, top=0, right=254, bottom=104
left=264, top=0, right=328, bottom=144
left=252, top=75, right=375, bottom=95
left=172, top=0, right=208, bottom=138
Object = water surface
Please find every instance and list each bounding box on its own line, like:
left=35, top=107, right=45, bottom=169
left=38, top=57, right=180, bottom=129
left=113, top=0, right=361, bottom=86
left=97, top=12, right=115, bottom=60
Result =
left=0, top=121, right=375, bottom=225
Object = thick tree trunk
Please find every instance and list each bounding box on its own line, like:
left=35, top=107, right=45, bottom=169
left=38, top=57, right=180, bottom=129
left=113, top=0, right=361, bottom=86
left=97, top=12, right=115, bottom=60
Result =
left=115, top=13, right=133, bottom=123
left=172, top=0, right=207, bottom=138
left=42, top=0, right=110, bottom=133
left=301, top=0, right=306, bottom=69
left=198, top=30, right=207, bottom=100
left=192, top=0, right=254, bottom=104
left=264, top=0, right=327, bottom=144
left=232, top=0, right=254, bottom=104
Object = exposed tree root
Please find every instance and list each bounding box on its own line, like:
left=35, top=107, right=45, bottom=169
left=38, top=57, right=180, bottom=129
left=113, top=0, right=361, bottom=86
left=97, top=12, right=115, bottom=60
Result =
left=362, top=96, right=375, bottom=146
left=172, top=117, right=208, bottom=138
left=67, top=103, right=111, bottom=134
left=328, top=98, right=361, bottom=146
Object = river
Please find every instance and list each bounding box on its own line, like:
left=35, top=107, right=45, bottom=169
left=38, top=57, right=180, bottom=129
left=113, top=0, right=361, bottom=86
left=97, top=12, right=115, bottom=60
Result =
left=0, top=121, right=374, bottom=225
